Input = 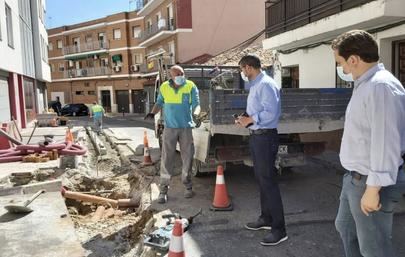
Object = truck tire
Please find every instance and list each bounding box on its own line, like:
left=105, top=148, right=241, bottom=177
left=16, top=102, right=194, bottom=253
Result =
left=191, top=159, right=203, bottom=177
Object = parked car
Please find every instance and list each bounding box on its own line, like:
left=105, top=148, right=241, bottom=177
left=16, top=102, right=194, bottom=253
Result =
left=60, top=103, right=89, bottom=116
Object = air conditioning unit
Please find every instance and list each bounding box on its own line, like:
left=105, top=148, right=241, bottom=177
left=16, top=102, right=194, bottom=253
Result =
left=114, top=66, right=121, bottom=72
left=131, top=64, right=140, bottom=72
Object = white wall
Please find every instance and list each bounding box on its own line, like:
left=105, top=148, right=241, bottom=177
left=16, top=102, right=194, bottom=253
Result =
left=0, top=0, right=23, bottom=74
left=276, top=45, right=336, bottom=88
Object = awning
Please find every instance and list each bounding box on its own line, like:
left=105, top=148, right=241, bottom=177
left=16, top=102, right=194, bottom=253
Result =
left=112, top=54, right=122, bottom=62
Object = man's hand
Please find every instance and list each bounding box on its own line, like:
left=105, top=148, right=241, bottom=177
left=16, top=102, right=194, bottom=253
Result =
left=236, top=116, right=254, bottom=128
left=144, top=113, right=155, bottom=120
left=361, top=186, right=382, bottom=216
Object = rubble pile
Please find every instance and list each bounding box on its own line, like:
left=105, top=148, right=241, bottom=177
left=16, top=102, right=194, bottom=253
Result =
left=203, top=31, right=274, bottom=66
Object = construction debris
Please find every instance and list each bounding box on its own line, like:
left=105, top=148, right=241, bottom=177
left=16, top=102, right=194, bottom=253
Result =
left=203, top=31, right=274, bottom=67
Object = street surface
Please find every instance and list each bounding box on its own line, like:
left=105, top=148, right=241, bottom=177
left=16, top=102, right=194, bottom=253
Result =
left=70, top=116, right=405, bottom=257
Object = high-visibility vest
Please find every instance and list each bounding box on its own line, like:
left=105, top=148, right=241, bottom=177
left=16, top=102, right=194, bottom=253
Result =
left=91, top=104, right=104, bottom=113
left=160, top=80, right=194, bottom=104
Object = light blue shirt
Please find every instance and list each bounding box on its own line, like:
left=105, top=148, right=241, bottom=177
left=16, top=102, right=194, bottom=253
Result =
left=340, top=63, right=405, bottom=186
left=246, top=72, right=281, bottom=130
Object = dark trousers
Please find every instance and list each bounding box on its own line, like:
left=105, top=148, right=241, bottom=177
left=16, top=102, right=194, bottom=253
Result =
left=249, top=131, right=286, bottom=232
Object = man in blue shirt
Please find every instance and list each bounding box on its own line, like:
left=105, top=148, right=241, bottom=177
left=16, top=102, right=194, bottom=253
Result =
left=333, top=30, right=405, bottom=257
left=145, top=65, right=200, bottom=204
left=236, top=54, right=287, bottom=246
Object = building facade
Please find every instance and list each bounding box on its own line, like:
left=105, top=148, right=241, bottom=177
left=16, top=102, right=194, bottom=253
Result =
left=0, top=0, right=50, bottom=128
left=262, top=0, right=405, bottom=89
left=47, top=0, right=265, bottom=114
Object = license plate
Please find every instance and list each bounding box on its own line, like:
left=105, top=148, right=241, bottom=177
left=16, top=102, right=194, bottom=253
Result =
left=278, top=145, right=288, bottom=154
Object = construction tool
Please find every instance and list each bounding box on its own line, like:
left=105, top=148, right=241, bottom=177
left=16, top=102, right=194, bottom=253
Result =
left=144, top=208, right=203, bottom=252
left=4, top=189, right=46, bottom=213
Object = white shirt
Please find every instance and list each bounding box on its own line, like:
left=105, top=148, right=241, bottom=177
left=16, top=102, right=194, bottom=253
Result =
left=340, top=63, right=405, bottom=187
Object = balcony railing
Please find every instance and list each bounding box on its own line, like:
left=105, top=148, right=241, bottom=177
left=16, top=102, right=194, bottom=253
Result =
left=62, top=40, right=109, bottom=55
left=265, top=0, right=375, bottom=38
left=63, top=67, right=111, bottom=78
left=139, top=18, right=176, bottom=42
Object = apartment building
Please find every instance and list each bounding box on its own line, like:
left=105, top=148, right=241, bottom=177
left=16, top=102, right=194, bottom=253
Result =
left=47, top=0, right=265, bottom=114
left=0, top=0, right=51, bottom=128
left=47, top=12, right=146, bottom=113
left=262, top=0, right=405, bottom=89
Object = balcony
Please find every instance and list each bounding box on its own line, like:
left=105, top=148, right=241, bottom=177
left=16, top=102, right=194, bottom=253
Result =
left=139, top=19, right=176, bottom=47
left=265, top=0, right=374, bottom=38
left=263, top=0, right=405, bottom=51
left=63, top=67, right=111, bottom=79
left=137, top=0, right=165, bottom=16
left=62, top=40, right=109, bottom=56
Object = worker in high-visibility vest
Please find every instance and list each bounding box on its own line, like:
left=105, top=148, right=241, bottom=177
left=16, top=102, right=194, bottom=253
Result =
left=90, top=101, right=105, bottom=134
left=145, top=65, right=200, bottom=204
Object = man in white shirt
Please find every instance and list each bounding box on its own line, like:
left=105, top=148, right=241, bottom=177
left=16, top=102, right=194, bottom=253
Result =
left=332, top=30, right=405, bottom=257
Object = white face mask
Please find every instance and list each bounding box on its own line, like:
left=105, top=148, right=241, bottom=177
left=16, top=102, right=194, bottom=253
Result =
left=336, top=66, right=354, bottom=82
left=240, top=72, right=249, bottom=82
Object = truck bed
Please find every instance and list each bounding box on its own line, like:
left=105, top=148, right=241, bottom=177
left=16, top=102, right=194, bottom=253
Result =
left=207, top=88, right=352, bottom=135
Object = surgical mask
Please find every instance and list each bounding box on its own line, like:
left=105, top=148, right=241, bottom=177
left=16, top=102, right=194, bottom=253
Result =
left=240, top=72, right=249, bottom=82
left=336, top=66, right=354, bottom=82
left=174, top=75, right=186, bottom=85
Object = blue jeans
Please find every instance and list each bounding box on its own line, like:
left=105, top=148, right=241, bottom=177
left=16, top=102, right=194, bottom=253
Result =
left=249, top=131, right=286, bottom=232
left=335, top=170, right=405, bottom=257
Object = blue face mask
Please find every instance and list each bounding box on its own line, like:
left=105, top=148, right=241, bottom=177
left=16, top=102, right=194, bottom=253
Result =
left=174, top=76, right=186, bottom=85
left=336, top=66, right=354, bottom=82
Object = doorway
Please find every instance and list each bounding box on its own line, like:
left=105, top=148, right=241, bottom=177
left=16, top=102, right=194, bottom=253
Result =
left=101, top=90, right=111, bottom=112
left=131, top=90, right=146, bottom=113
left=116, top=90, right=130, bottom=113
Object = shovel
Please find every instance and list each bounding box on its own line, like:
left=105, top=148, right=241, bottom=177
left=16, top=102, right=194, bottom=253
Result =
left=4, top=189, right=46, bottom=214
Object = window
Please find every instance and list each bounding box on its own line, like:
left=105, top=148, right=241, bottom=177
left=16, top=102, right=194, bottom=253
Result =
left=5, top=4, right=14, bottom=48
left=58, top=63, right=64, bottom=72
left=281, top=66, right=299, bottom=88
left=88, top=91, right=95, bottom=95
left=133, top=53, right=143, bottom=64
left=49, top=42, right=53, bottom=51
left=50, top=64, right=55, bottom=72
left=84, top=82, right=90, bottom=87
left=57, top=40, right=62, bottom=49
left=75, top=91, right=84, bottom=95
left=132, top=26, right=141, bottom=39
left=113, top=29, right=121, bottom=40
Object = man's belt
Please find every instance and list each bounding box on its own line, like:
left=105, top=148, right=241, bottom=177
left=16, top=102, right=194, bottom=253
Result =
left=249, top=128, right=277, bottom=135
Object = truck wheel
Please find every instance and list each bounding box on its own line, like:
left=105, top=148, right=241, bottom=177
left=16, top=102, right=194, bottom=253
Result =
left=192, top=159, right=203, bottom=177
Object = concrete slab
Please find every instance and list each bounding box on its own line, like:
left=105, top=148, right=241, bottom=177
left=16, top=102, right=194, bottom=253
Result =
left=108, top=128, right=159, bottom=149
left=0, top=160, right=59, bottom=182
left=0, top=192, right=84, bottom=257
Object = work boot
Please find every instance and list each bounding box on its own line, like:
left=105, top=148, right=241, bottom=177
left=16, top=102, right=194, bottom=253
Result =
left=245, top=218, right=272, bottom=231
left=157, top=193, right=167, bottom=204
left=184, top=188, right=193, bottom=198
left=260, top=230, right=288, bottom=246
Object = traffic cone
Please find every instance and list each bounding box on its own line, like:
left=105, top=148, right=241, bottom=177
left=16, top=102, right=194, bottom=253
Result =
left=65, top=128, right=74, bottom=142
left=210, top=165, right=233, bottom=211
left=168, top=219, right=185, bottom=257
left=142, top=130, right=153, bottom=166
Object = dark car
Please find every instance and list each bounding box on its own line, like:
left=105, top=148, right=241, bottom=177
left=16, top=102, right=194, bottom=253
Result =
left=60, top=103, right=89, bottom=116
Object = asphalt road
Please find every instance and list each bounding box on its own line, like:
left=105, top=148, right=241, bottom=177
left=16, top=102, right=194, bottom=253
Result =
left=69, top=116, right=405, bottom=257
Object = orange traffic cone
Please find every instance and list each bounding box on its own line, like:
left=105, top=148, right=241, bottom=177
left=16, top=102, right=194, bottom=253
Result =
left=65, top=128, right=74, bottom=142
left=210, top=165, right=233, bottom=211
left=142, top=130, right=153, bottom=166
left=168, top=219, right=185, bottom=257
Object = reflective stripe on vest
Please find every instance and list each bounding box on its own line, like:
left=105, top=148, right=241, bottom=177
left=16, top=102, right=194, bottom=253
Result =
left=160, top=80, right=193, bottom=104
